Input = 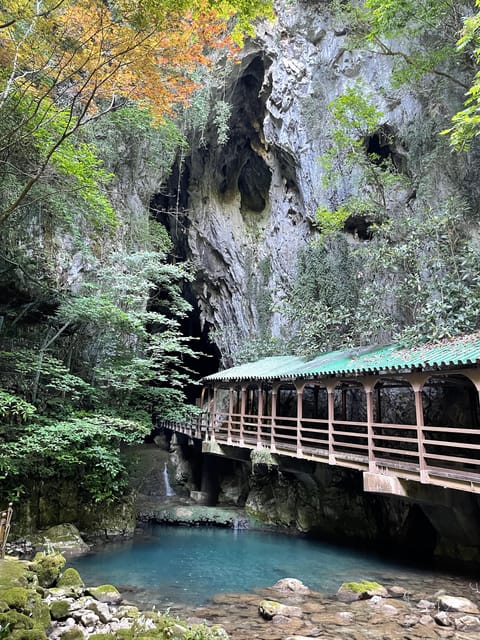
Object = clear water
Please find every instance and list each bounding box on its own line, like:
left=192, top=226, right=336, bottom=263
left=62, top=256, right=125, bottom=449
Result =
left=68, top=525, right=442, bottom=609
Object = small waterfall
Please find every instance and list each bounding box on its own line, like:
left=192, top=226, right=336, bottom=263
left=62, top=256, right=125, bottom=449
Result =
left=163, top=462, right=176, bottom=497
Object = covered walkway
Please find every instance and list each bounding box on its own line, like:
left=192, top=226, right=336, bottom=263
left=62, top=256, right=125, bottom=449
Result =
left=162, top=334, right=480, bottom=495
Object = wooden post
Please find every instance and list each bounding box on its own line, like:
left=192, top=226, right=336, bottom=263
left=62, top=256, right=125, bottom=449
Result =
left=365, top=382, right=376, bottom=472
left=0, top=503, right=13, bottom=559
left=327, top=384, right=336, bottom=464
left=257, top=383, right=264, bottom=448
left=411, top=374, right=429, bottom=483
left=271, top=386, right=278, bottom=452
left=228, top=386, right=234, bottom=444
left=240, top=385, right=247, bottom=446
left=211, top=386, right=218, bottom=442
left=296, top=383, right=304, bottom=457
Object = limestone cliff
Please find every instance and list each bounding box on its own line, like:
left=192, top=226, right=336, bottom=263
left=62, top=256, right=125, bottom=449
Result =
left=164, top=0, right=479, bottom=364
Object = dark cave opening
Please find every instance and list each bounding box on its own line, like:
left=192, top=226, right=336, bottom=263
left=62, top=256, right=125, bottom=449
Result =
left=365, top=125, right=408, bottom=174
left=179, top=284, right=221, bottom=404
left=238, top=153, right=271, bottom=212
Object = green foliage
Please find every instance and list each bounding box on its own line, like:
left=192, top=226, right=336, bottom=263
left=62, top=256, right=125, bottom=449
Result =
left=183, top=623, right=229, bottom=640
left=91, top=107, right=187, bottom=178
left=0, top=391, right=36, bottom=425
left=0, top=415, right=148, bottom=503
left=318, top=83, right=406, bottom=234
left=283, top=196, right=480, bottom=355
left=444, top=1, right=480, bottom=149
left=334, top=0, right=470, bottom=89
left=0, top=240, right=199, bottom=505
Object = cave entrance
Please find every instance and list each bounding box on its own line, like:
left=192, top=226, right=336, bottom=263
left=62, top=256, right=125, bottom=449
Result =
left=180, top=284, right=221, bottom=404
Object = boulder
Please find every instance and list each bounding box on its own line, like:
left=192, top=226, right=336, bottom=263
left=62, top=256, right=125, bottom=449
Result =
left=434, top=611, right=452, bottom=626
left=30, top=524, right=89, bottom=555
left=258, top=599, right=303, bottom=620
left=57, top=568, right=84, bottom=589
left=437, top=595, right=479, bottom=614
left=454, top=615, right=480, bottom=632
left=86, top=585, right=122, bottom=604
left=271, top=578, right=310, bottom=594
left=336, top=580, right=388, bottom=602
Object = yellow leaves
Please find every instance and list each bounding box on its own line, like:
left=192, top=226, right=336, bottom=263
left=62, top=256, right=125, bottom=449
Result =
left=0, top=0, right=243, bottom=122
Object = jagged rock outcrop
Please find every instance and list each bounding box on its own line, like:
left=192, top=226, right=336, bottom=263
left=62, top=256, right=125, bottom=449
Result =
left=163, top=0, right=479, bottom=363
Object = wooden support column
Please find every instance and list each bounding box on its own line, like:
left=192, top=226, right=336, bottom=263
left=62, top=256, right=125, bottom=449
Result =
left=271, top=386, right=278, bottom=452
left=257, top=383, right=264, bottom=448
left=365, top=381, right=376, bottom=472
left=410, top=374, right=430, bottom=483
left=211, top=386, right=218, bottom=442
left=227, top=386, right=234, bottom=444
left=199, top=387, right=206, bottom=439
left=296, top=383, right=304, bottom=457
left=327, top=383, right=336, bottom=464
left=240, top=385, right=247, bottom=446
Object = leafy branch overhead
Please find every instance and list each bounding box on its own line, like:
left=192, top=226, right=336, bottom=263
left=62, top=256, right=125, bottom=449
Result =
left=0, top=0, right=273, bottom=225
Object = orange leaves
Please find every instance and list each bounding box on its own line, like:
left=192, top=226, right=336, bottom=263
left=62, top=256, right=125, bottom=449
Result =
left=0, top=0, right=239, bottom=121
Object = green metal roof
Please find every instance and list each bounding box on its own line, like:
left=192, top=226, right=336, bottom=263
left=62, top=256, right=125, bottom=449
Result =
left=202, top=333, right=480, bottom=383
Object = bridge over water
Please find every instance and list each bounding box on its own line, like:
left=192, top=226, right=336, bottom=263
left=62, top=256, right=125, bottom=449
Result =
left=161, top=335, right=480, bottom=496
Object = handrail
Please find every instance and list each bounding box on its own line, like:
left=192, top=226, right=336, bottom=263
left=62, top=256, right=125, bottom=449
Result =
left=0, top=503, right=13, bottom=559
left=159, top=410, right=480, bottom=493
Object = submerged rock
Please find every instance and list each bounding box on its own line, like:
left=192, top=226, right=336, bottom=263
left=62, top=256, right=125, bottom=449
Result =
left=258, top=599, right=303, bottom=620
left=336, top=580, right=388, bottom=602
left=271, top=578, right=310, bottom=594
left=437, top=594, right=480, bottom=614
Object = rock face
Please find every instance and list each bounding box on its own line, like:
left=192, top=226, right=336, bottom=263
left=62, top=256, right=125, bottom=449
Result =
left=166, top=0, right=478, bottom=364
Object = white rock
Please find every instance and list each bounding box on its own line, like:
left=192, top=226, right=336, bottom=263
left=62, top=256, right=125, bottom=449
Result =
left=437, top=595, right=480, bottom=614
left=80, top=611, right=99, bottom=627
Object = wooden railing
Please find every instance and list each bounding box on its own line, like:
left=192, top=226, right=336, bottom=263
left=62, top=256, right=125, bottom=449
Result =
left=0, top=503, right=13, bottom=559
left=160, top=413, right=480, bottom=493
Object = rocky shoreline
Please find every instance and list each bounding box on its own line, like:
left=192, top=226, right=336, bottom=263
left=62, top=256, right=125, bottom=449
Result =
left=2, top=550, right=480, bottom=639
left=3, top=521, right=480, bottom=639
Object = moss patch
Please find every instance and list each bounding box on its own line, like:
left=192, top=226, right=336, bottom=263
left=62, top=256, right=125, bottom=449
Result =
left=57, top=568, right=84, bottom=589
left=59, top=630, right=84, bottom=640
left=0, top=609, right=34, bottom=630
left=49, top=599, right=70, bottom=620
left=340, top=580, right=384, bottom=593
left=0, top=558, right=29, bottom=589
left=11, top=630, right=48, bottom=640
left=31, top=553, right=66, bottom=588
left=0, top=587, right=29, bottom=610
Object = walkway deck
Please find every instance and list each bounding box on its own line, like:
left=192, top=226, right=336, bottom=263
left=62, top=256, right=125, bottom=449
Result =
left=161, top=336, right=480, bottom=496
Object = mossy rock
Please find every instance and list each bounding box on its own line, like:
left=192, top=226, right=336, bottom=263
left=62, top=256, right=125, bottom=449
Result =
left=258, top=599, right=282, bottom=620
left=57, top=568, right=84, bottom=589
left=59, top=630, right=84, bottom=640
left=11, top=630, right=48, bottom=640
left=0, top=558, right=30, bottom=589
left=31, top=553, right=66, bottom=588
left=337, top=580, right=388, bottom=602
left=88, top=635, right=116, bottom=640
left=0, top=609, right=34, bottom=630
left=87, top=584, right=121, bottom=603
left=0, top=587, right=29, bottom=610
left=116, top=604, right=140, bottom=619
left=26, top=593, right=50, bottom=628
left=30, top=524, right=89, bottom=554
left=49, top=599, right=71, bottom=620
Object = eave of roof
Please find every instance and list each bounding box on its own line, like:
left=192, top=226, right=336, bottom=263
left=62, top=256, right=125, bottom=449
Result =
left=202, top=333, right=480, bottom=383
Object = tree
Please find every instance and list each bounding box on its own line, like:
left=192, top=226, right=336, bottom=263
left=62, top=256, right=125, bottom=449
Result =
left=444, top=0, right=480, bottom=149
left=0, top=0, right=272, bottom=226
left=334, top=0, right=474, bottom=89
